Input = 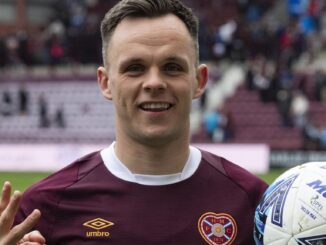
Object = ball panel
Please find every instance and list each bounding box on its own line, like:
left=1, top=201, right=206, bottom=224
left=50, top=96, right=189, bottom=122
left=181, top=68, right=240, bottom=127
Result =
left=263, top=222, right=291, bottom=244
left=294, top=223, right=326, bottom=243
left=254, top=162, right=326, bottom=245
left=262, top=173, right=302, bottom=243
left=292, top=168, right=326, bottom=235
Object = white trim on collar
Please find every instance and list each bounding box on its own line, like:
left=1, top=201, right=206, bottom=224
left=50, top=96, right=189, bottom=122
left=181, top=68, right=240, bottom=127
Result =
left=100, top=142, right=201, bottom=186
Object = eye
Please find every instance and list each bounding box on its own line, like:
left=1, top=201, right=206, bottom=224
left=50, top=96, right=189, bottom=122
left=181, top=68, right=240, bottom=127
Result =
left=163, top=63, right=183, bottom=74
left=125, top=64, right=145, bottom=75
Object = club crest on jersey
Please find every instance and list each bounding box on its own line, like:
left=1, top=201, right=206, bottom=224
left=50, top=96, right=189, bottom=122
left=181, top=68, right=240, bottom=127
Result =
left=83, top=218, right=114, bottom=238
left=198, top=212, right=237, bottom=245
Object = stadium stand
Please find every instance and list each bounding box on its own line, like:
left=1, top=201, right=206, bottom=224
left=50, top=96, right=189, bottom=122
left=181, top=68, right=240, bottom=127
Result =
left=0, top=80, right=115, bottom=143
left=223, top=87, right=303, bottom=150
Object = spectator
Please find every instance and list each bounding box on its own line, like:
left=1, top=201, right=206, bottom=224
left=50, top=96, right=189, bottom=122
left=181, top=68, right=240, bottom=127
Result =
left=313, top=69, right=326, bottom=102
left=302, top=121, right=320, bottom=150
left=320, top=126, right=326, bottom=149
left=276, top=89, right=293, bottom=127
left=48, top=34, right=65, bottom=66
left=253, top=71, right=271, bottom=103
left=296, top=74, right=309, bottom=97
left=0, top=36, right=7, bottom=68
left=1, top=89, right=14, bottom=116
left=17, top=31, right=31, bottom=66
left=213, top=19, right=237, bottom=58
left=203, top=108, right=226, bottom=142
left=221, top=106, right=234, bottom=141
left=277, top=68, right=294, bottom=90
left=38, top=94, right=50, bottom=128
left=5, top=34, right=22, bottom=66
left=245, top=59, right=255, bottom=90
left=290, top=90, right=309, bottom=129
left=18, top=83, right=29, bottom=115
left=54, top=105, right=65, bottom=128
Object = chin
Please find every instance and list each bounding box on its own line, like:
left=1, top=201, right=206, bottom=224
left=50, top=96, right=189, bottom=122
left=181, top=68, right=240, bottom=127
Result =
left=136, top=130, right=181, bottom=147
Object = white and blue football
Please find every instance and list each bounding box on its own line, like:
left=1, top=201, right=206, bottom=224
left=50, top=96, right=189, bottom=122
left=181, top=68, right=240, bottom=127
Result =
left=254, top=162, right=326, bottom=245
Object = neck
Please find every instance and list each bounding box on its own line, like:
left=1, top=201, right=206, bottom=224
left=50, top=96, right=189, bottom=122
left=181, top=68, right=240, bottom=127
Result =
left=114, top=136, right=190, bottom=175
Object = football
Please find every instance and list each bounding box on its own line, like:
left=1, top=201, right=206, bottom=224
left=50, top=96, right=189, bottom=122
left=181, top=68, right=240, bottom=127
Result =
left=254, top=162, right=326, bottom=245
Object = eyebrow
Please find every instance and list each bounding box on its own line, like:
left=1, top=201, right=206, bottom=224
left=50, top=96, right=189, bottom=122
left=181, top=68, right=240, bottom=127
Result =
left=164, top=56, right=190, bottom=71
left=118, top=55, right=189, bottom=70
left=119, top=57, right=144, bottom=65
left=164, top=56, right=188, bottom=64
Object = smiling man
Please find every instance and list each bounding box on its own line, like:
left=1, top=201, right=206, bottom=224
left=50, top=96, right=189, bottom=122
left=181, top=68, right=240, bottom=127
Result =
left=97, top=12, right=207, bottom=174
left=14, top=0, right=268, bottom=244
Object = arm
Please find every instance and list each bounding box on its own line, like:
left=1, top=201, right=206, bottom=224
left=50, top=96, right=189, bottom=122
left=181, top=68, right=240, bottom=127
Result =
left=0, top=182, right=46, bottom=245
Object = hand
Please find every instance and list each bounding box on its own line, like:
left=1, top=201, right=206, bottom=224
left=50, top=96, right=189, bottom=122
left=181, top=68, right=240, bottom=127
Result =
left=0, top=182, right=45, bottom=245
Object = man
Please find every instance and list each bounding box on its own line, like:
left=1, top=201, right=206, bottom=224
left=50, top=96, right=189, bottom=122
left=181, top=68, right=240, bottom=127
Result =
left=15, top=0, right=268, bottom=244
left=0, top=182, right=45, bottom=245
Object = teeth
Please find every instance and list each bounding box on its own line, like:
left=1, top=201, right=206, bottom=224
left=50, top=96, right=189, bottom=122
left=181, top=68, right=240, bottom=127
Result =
left=141, top=103, right=170, bottom=110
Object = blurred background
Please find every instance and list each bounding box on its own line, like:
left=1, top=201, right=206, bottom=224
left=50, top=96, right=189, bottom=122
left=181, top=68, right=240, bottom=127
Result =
left=1, top=0, right=326, bottom=189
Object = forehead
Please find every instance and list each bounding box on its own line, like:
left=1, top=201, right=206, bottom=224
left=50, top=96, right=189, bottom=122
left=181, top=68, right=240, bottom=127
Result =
left=107, top=14, right=195, bottom=62
left=113, top=14, right=191, bottom=41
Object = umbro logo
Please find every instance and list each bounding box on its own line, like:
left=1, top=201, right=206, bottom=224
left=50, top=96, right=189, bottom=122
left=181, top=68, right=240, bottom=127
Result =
left=83, top=218, right=114, bottom=237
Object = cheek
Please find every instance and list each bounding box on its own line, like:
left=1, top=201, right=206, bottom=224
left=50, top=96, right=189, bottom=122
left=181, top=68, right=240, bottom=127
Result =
left=112, top=83, right=136, bottom=110
left=109, top=78, right=124, bottom=102
left=114, top=90, right=128, bottom=109
left=179, top=81, right=196, bottom=99
left=176, top=85, right=194, bottom=111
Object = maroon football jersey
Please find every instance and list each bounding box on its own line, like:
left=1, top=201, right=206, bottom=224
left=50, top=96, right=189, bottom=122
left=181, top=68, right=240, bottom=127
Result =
left=15, top=150, right=268, bottom=245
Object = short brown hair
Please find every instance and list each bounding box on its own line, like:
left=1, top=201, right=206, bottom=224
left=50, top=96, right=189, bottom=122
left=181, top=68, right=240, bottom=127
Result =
left=100, top=0, right=199, bottom=67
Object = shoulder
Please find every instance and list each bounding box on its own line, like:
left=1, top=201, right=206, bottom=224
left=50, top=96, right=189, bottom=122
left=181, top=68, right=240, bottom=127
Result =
left=15, top=150, right=104, bottom=234
left=200, top=149, right=268, bottom=207
left=20, top=150, right=103, bottom=208
left=31, top=151, right=102, bottom=190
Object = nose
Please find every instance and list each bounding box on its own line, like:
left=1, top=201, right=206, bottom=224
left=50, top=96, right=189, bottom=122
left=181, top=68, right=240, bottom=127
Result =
left=142, top=68, right=167, bottom=93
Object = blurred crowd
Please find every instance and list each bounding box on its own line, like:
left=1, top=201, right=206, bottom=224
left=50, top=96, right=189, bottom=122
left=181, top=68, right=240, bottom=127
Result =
left=0, top=0, right=116, bottom=68
left=0, top=0, right=325, bottom=67
left=196, top=0, right=326, bottom=149
left=245, top=56, right=326, bottom=150
left=0, top=0, right=276, bottom=68
left=240, top=0, right=326, bottom=150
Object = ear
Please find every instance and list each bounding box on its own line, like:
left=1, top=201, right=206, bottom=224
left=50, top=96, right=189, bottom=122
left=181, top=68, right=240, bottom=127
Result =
left=97, top=66, right=112, bottom=100
left=193, top=64, right=208, bottom=99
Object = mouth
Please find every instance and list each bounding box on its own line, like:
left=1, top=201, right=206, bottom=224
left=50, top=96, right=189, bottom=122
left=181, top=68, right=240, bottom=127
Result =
left=139, top=102, right=173, bottom=112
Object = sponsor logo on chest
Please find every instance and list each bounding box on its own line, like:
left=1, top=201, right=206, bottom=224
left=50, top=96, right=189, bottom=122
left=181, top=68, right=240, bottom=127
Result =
left=83, top=218, right=114, bottom=238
